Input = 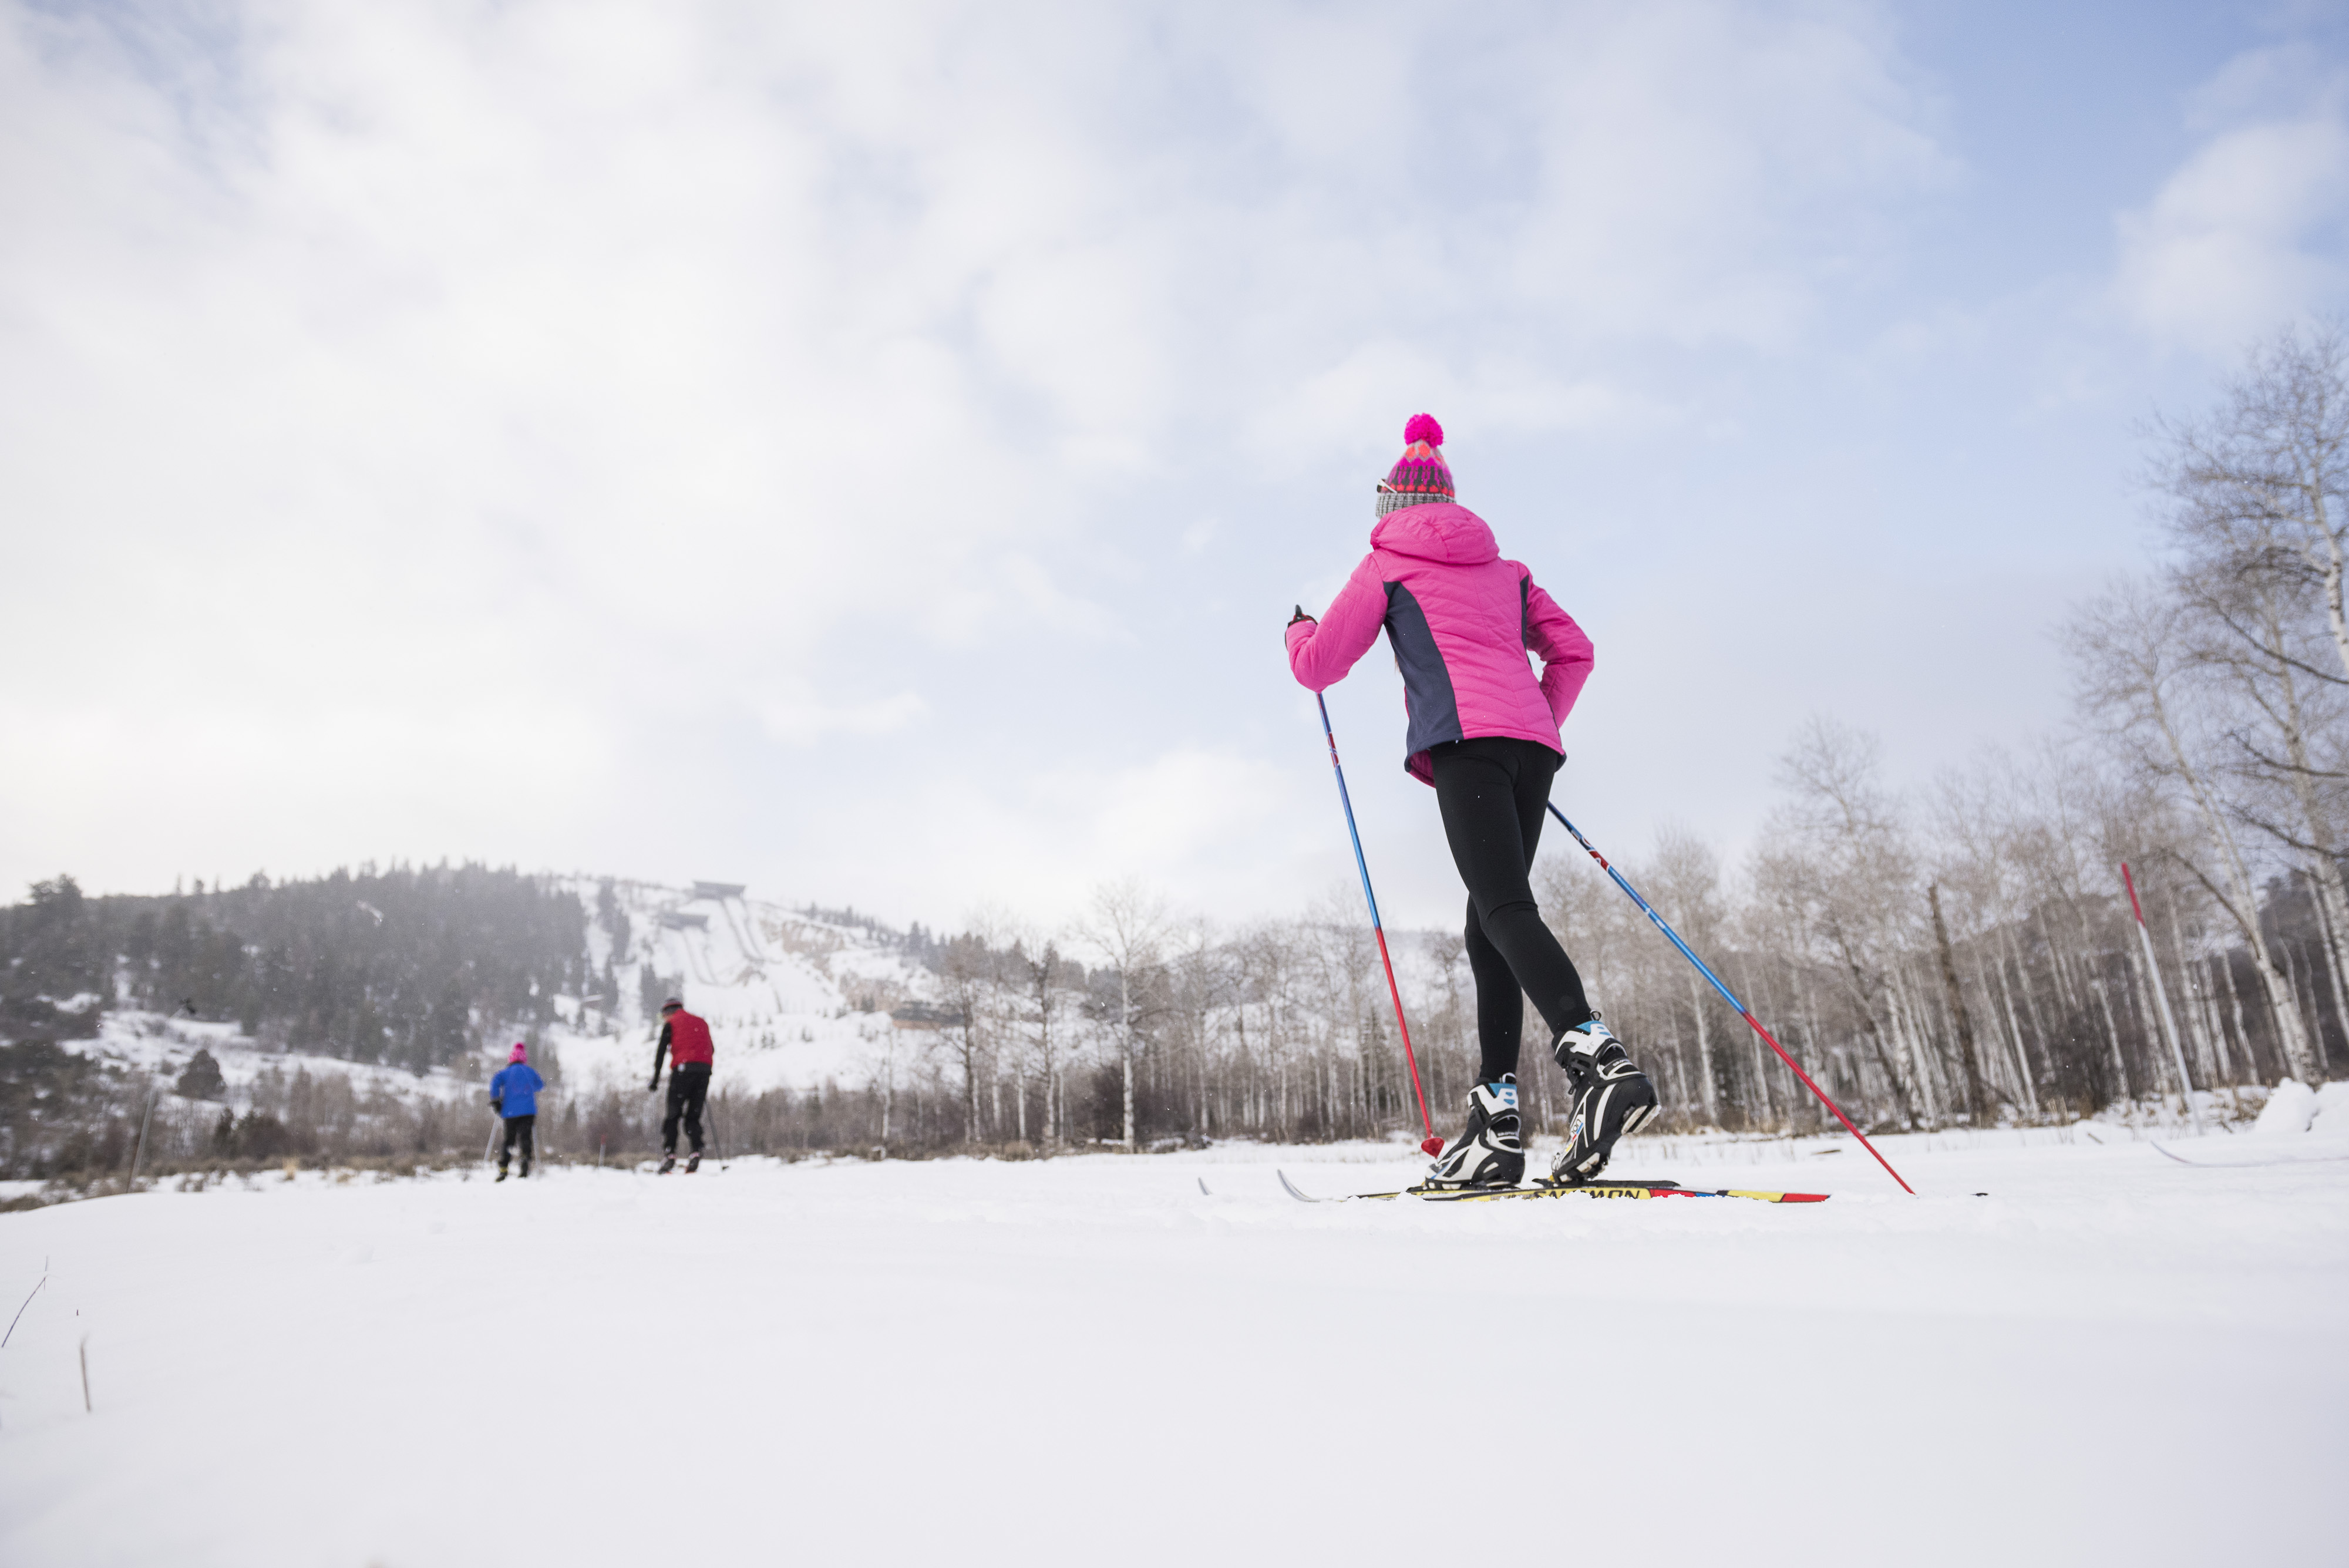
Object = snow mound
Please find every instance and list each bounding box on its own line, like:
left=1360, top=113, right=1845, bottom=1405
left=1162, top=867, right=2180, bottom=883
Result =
left=2254, top=1079, right=2318, bottom=1135
left=2309, top=1081, right=2349, bottom=1138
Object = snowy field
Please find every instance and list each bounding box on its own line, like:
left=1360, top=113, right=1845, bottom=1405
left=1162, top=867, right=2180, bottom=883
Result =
left=2, top=1130, right=2344, bottom=1567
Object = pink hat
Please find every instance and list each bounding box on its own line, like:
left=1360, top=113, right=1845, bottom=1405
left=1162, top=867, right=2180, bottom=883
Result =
left=509, top=1042, right=527, bottom=1062
left=1377, top=413, right=1455, bottom=518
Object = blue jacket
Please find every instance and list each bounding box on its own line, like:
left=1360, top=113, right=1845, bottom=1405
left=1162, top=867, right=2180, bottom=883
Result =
left=490, top=1064, right=545, bottom=1119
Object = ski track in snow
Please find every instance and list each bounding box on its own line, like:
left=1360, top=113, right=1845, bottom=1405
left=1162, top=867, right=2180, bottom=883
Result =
left=1, top=1133, right=2343, bottom=1567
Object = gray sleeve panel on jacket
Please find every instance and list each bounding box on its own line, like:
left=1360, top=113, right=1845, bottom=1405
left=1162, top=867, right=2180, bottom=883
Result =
left=1520, top=573, right=1531, bottom=644
left=1384, top=580, right=1463, bottom=761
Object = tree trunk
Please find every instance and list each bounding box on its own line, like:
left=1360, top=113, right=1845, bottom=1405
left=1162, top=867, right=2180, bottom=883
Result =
left=1119, top=967, right=1137, bottom=1149
left=1889, top=967, right=1939, bottom=1125
left=1929, top=886, right=1990, bottom=1125
left=2159, top=881, right=2222, bottom=1087
left=2304, top=871, right=2347, bottom=1075
left=1687, top=970, right=1718, bottom=1125
left=2220, top=952, right=2255, bottom=1084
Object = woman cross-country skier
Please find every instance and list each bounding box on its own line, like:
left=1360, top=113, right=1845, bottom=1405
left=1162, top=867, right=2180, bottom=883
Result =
left=1284, top=413, right=1660, bottom=1187
left=489, top=1042, right=545, bottom=1182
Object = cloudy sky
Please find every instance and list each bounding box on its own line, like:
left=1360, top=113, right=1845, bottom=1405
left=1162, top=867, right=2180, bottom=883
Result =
left=4, top=0, right=2347, bottom=933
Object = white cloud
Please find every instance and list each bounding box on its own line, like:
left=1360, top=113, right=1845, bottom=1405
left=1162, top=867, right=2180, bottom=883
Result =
left=0, top=0, right=1958, bottom=914
left=2115, top=56, right=2349, bottom=355
left=759, top=690, right=927, bottom=746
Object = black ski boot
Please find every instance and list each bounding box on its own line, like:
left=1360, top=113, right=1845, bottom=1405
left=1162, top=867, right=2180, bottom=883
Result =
left=1423, top=1076, right=1526, bottom=1189
left=495, top=1166, right=509, bottom=1183
left=684, top=1151, right=702, bottom=1174
left=658, top=1153, right=677, bottom=1175
left=1549, top=1015, right=1659, bottom=1185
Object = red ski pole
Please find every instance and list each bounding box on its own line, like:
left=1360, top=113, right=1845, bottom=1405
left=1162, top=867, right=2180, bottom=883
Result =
left=1315, top=694, right=1442, bottom=1156
left=1546, top=803, right=1915, bottom=1195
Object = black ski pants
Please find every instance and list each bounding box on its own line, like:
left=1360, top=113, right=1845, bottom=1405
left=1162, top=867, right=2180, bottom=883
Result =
left=663, top=1063, right=710, bottom=1154
left=499, top=1114, right=536, bottom=1174
left=1429, top=736, right=1593, bottom=1084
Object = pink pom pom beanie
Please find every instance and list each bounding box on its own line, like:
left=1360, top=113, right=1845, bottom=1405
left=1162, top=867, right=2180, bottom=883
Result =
left=509, top=1042, right=528, bottom=1062
left=1376, top=413, right=1454, bottom=518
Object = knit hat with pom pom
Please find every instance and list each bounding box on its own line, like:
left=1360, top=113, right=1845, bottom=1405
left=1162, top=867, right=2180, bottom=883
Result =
left=509, top=1042, right=528, bottom=1063
left=1377, top=413, right=1453, bottom=518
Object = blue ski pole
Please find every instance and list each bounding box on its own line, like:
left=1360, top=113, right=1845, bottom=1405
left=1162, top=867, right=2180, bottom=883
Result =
left=1316, top=692, right=1442, bottom=1155
left=1544, top=802, right=1914, bottom=1194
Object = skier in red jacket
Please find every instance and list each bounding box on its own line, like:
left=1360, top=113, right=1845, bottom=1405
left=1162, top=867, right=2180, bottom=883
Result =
left=649, top=998, right=715, bottom=1173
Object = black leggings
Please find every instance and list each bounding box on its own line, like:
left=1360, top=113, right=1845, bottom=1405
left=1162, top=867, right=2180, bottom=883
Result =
left=1430, top=736, right=1593, bottom=1082
left=499, top=1114, right=536, bottom=1172
left=664, top=1064, right=710, bottom=1153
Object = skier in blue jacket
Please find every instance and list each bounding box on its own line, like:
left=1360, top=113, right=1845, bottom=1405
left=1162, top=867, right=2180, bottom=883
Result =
left=490, top=1043, right=546, bottom=1182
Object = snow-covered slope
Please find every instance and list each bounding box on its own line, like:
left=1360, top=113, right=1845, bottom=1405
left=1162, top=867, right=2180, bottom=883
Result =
left=65, top=1011, right=487, bottom=1112
left=555, top=877, right=938, bottom=1096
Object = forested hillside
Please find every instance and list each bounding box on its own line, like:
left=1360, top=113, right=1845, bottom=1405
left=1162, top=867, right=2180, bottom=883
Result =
left=0, top=864, right=588, bottom=1070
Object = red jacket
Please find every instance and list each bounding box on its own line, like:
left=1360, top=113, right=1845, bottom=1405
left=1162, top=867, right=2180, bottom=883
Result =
left=660, top=1010, right=715, bottom=1068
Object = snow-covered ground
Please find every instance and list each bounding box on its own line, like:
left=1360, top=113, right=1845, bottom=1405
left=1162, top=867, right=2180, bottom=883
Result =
left=2, top=1128, right=2342, bottom=1567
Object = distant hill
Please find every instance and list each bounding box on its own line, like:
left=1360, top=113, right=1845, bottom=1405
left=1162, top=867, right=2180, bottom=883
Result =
left=0, top=867, right=947, bottom=1183
left=0, top=866, right=587, bottom=1070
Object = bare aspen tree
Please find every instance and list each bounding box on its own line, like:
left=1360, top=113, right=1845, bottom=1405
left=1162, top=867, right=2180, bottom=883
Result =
left=2155, top=322, right=2349, bottom=1066
left=1928, top=884, right=1990, bottom=1124
left=1650, top=828, right=1728, bottom=1125
left=1770, top=719, right=1921, bottom=1126
left=1075, top=877, right=1171, bottom=1150
left=1008, top=939, right=1069, bottom=1147
left=934, top=935, right=990, bottom=1144
left=2156, top=321, right=2349, bottom=686
left=2067, top=579, right=2318, bottom=1080
left=2173, top=539, right=2349, bottom=1007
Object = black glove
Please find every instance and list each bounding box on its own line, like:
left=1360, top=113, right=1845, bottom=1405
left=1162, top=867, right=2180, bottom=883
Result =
left=490, top=1099, right=503, bottom=1116
left=1287, top=604, right=1315, bottom=630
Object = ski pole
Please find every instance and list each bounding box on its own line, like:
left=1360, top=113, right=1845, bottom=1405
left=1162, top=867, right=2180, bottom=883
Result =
left=1315, top=692, right=1442, bottom=1156
left=1544, top=802, right=1916, bottom=1196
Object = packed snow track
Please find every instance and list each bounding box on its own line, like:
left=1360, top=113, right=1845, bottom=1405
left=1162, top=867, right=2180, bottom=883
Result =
left=1, top=1130, right=2341, bottom=1567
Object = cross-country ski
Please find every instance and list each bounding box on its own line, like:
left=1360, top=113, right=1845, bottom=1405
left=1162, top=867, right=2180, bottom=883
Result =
left=1274, top=1169, right=1831, bottom=1203
left=2150, top=1141, right=2349, bottom=1169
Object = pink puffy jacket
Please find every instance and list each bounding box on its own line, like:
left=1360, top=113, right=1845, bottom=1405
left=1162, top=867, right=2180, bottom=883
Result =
left=1286, top=503, right=1594, bottom=785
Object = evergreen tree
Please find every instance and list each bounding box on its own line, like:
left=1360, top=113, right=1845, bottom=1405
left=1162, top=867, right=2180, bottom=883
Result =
left=175, top=1048, right=226, bottom=1101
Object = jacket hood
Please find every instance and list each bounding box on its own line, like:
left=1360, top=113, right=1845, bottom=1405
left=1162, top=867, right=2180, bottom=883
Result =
left=1370, top=503, right=1498, bottom=566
